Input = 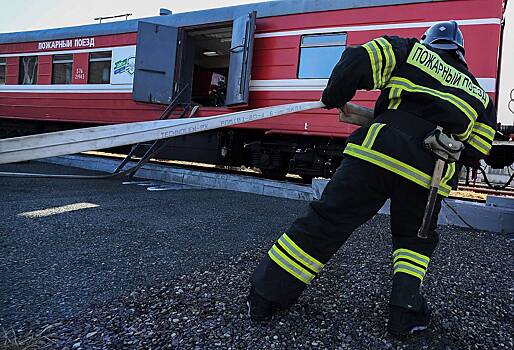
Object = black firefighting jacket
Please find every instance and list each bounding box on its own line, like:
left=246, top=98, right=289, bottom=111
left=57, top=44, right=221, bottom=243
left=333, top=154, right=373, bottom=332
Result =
left=322, top=36, right=496, bottom=196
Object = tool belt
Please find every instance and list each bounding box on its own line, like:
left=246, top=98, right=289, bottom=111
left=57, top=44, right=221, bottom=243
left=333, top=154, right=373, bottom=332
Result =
left=375, top=110, right=464, bottom=161
left=423, top=127, right=464, bottom=162
left=375, top=110, right=436, bottom=139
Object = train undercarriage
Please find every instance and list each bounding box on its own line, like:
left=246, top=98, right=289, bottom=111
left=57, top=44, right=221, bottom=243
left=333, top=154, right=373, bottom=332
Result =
left=139, top=129, right=346, bottom=180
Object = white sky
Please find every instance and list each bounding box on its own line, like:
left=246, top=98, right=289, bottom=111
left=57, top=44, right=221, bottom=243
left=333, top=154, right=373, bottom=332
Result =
left=0, top=0, right=271, bottom=34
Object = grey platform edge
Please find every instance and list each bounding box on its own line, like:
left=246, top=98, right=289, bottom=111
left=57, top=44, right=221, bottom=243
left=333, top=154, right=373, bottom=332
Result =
left=39, top=155, right=513, bottom=234
left=39, top=154, right=313, bottom=201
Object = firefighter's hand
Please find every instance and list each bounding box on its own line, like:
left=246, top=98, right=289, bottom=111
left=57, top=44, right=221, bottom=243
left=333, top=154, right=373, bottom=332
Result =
left=458, top=146, right=483, bottom=168
left=320, top=99, right=334, bottom=110
left=320, top=90, right=341, bottom=110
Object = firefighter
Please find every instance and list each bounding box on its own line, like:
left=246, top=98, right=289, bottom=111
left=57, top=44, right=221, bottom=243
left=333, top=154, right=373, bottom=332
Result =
left=247, top=21, right=496, bottom=336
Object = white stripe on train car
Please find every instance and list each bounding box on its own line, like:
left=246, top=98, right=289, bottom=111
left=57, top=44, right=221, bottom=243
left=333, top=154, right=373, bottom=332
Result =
left=0, top=78, right=495, bottom=93
left=249, top=78, right=497, bottom=93
left=0, top=84, right=133, bottom=93
left=254, top=18, right=501, bottom=38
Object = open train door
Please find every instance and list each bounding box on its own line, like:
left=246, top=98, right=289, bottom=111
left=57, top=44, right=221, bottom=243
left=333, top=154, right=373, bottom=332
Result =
left=133, top=22, right=179, bottom=104
left=225, top=11, right=256, bottom=106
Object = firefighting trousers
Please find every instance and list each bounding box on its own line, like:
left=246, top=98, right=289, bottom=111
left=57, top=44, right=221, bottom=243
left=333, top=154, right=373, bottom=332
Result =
left=250, top=155, right=441, bottom=310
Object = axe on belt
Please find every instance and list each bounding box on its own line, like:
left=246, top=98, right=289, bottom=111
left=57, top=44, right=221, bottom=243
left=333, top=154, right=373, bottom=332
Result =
left=335, top=105, right=466, bottom=239
left=417, top=127, right=463, bottom=238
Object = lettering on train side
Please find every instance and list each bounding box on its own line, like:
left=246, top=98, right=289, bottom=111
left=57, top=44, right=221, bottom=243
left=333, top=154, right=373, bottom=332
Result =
left=74, top=67, right=85, bottom=81
left=37, top=38, right=96, bottom=50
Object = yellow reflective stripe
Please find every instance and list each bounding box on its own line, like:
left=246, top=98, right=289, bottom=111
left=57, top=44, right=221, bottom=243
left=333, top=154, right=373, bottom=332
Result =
left=440, top=162, right=455, bottom=192
left=394, top=261, right=426, bottom=277
left=277, top=237, right=323, bottom=274
left=388, top=77, right=478, bottom=122
left=388, top=87, right=402, bottom=110
left=387, top=77, right=477, bottom=140
left=394, top=263, right=426, bottom=281
left=472, top=122, right=495, bottom=142
left=454, top=132, right=469, bottom=142
left=393, top=248, right=430, bottom=268
left=362, top=124, right=375, bottom=149
left=362, top=40, right=383, bottom=89
left=343, top=143, right=451, bottom=197
left=281, top=233, right=324, bottom=271
left=371, top=40, right=384, bottom=88
left=362, top=42, right=378, bottom=88
left=394, top=268, right=424, bottom=281
left=362, top=123, right=385, bottom=149
left=375, top=37, right=396, bottom=84
left=468, top=133, right=492, bottom=155
left=277, top=240, right=321, bottom=274
left=268, top=245, right=314, bottom=284
left=455, top=121, right=475, bottom=141
left=367, top=123, right=385, bottom=148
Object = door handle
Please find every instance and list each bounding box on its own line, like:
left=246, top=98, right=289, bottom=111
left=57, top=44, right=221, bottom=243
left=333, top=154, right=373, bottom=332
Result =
left=229, top=44, right=245, bottom=52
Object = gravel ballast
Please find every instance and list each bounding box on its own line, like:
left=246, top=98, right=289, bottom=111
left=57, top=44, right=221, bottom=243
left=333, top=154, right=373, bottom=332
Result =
left=1, top=162, right=512, bottom=349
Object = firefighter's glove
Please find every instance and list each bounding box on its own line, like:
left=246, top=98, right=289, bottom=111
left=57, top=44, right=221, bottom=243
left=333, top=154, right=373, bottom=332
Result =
left=320, top=98, right=334, bottom=110
left=458, top=148, right=482, bottom=168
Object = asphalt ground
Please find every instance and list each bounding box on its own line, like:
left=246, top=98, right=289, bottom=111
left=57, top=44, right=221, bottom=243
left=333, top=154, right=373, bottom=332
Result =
left=0, top=161, right=512, bottom=349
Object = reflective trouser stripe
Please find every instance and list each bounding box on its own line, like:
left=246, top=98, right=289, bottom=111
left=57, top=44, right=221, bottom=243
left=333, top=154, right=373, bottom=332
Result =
left=375, top=37, right=396, bottom=84
left=362, top=40, right=383, bottom=89
left=388, top=87, right=402, bottom=110
left=278, top=233, right=324, bottom=273
left=472, top=122, right=495, bottom=142
left=393, top=248, right=430, bottom=268
left=393, top=262, right=426, bottom=281
left=268, top=245, right=314, bottom=284
left=393, top=249, right=429, bottom=281
left=387, top=77, right=477, bottom=140
left=440, top=162, right=455, bottom=189
left=343, top=143, right=452, bottom=196
left=362, top=123, right=386, bottom=149
left=467, top=133, right=492, bottom=155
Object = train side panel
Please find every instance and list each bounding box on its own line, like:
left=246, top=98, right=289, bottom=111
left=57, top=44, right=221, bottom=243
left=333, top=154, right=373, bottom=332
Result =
left=0, top=0, right=507, bottom=177
left=0, top=0, right=503, bottom=131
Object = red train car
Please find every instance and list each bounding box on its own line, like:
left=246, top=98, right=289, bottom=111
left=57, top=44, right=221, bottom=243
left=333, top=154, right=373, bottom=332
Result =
left=0, top=0, right=510, bottom=178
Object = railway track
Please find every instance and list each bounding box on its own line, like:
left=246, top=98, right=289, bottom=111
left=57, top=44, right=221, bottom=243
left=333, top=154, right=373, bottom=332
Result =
left=456, top=185, right=514, bottom=197
left=84, top=150, right=307, bottom=182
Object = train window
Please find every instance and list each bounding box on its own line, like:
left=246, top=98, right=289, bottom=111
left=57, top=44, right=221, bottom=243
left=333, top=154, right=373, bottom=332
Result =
left=19, top=56, right=39, bottom=84
left=298, top=33, right=347, bottom=79
left=0, top=58, right=5, bottom=85
left=88, top=51, right=111, bottom=84
left=52, top=54, right=73, bottom=84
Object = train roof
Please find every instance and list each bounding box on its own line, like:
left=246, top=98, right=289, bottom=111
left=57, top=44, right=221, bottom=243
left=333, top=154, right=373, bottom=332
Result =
left=0, top=0, right=437, bottom=44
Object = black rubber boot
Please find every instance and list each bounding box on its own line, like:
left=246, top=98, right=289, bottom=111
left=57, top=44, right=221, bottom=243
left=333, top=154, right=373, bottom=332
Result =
left=247, top=286, right=275, bottom=322
left=387, top=296, right=430, bottom=336
left=387, top=274, right=430, bottom=336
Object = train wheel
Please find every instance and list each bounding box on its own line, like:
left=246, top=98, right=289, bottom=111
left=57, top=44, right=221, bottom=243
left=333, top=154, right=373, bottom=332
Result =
left=300, top=174, right=315, bottom=183
left=260, top=167, right=288, bottom=180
